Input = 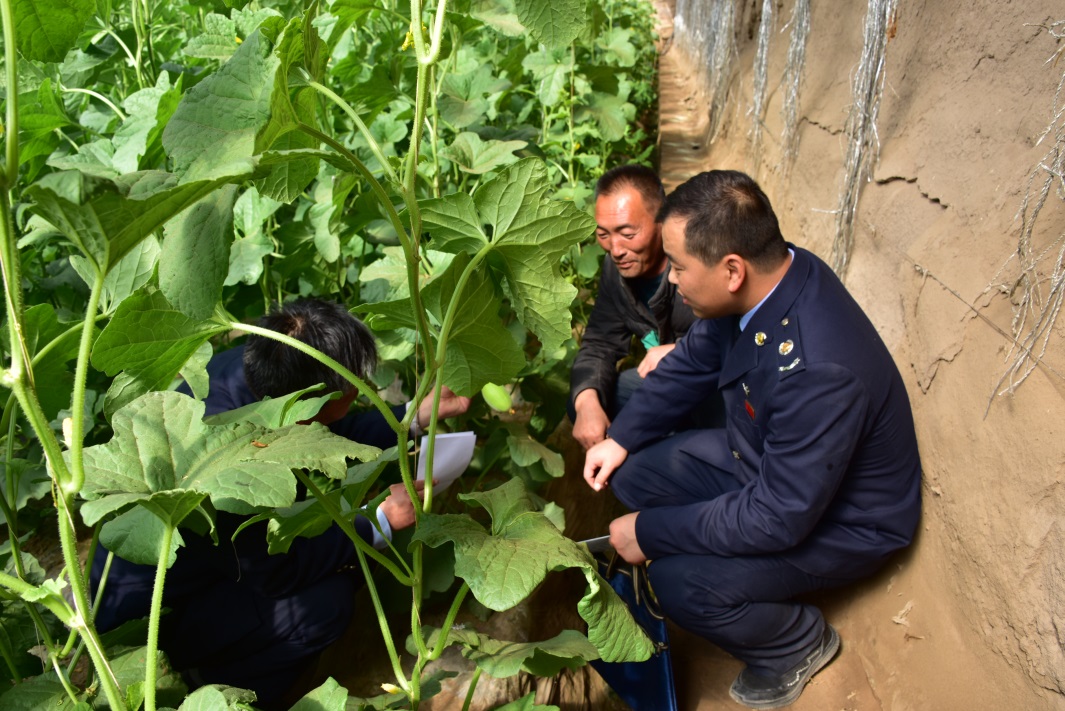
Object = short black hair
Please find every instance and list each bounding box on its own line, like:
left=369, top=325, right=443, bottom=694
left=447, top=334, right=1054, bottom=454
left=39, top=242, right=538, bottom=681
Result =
left=657, top=170, right=788, bottom=271
left=243, top=298, right=377, bottom=399
left=595, top=164, right=665, bottom=218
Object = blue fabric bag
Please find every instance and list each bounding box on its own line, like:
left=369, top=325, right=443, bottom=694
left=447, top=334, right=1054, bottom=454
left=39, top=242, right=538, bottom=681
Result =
left=590, top=554, right=679, bottom=711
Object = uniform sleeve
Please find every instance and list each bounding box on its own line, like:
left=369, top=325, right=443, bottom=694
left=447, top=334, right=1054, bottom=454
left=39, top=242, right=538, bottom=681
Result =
left=569, top=264, right=635, bottom=415
left=608, top=319, right=724, bottom=452
left=634, top=363, right=870, bottom=558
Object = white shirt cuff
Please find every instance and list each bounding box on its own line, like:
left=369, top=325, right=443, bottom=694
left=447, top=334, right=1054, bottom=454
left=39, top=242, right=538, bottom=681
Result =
left=370, top=506, right=393, bottom=550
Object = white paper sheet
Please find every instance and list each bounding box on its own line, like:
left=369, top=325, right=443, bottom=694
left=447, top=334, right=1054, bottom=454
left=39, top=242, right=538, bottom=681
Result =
left=415, top=431, right=476, bottom=492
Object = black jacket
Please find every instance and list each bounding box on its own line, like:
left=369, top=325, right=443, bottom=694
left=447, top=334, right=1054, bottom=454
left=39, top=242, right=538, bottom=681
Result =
left=569, top=258, right=695, bottom=416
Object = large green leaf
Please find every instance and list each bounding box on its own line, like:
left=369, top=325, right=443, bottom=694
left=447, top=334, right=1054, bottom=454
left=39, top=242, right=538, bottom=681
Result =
left=159, top=185, right=237, bottom=320
left=11, top=0, right=94, bottom=63
left=163, top=29, right=282, bottom=183
left=80, top=391, right=380, bottom=520
left=580, top=92, right=635, bottom=143
left=92, top=290, right=227, bottom=414
left=184, top=13, right=240, bottom=60
left=413, top=478, right=653, bottom=662
left=289, top=677, right=348, bottom=711
left=513, top=0, right=586, bottom=51
left=419, top=627, right=598, bottom=678
left=422, top=253, right=525, bottom=396
left=9, top=303, right=80, bottom=419
left=99, top=505, right=188, bottom=566
left=421, top=159, right=595, bottom=353
left=0, top=672, right=80, bottom=710
left=71, top=236, right=161, bottom=314
left=443, top=132, right=527, bottom=175
left=521, top=50, right=573, bottom=107
left=27, top=169, right=254, bottom=274
left=18, top=82, right=71, bottom=173
left=112, top=73, right=182, bottom=174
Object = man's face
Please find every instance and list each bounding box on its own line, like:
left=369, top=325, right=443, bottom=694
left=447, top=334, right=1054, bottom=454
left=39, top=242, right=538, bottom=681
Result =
left=662, top=216, right=734, bottom=319
left=594, top=187, right=666, bottom=279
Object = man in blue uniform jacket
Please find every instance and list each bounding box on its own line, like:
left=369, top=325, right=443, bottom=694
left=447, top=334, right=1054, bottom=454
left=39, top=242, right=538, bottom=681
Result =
left=91, top=299, right=469, bottom=708
left=584, top=171, right=921, bottom=710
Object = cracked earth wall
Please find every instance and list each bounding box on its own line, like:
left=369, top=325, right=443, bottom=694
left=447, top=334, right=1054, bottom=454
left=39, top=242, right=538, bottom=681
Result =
left=664, top=0, right=1065, bottom=707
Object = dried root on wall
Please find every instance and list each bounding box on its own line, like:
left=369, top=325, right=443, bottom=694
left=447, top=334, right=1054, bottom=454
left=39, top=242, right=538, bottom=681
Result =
left=985, top=19, right=1065, bottom=408
left=830, top=0, right=899, bottom=277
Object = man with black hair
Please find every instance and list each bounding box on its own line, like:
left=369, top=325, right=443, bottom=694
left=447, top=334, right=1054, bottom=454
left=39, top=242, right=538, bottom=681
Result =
left=91, top=298, right=469, bottom=708
left=570, top=165, right=697, bottom=450
left=584, top=171, right=921, bottom=709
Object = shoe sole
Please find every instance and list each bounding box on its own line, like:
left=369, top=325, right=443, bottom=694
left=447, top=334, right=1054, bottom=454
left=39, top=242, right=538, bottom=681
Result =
left=728, top=626, right=841, bottom=710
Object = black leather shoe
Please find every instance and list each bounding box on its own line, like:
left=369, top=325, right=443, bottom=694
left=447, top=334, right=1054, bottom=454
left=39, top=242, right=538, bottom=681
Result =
left=728, top=624, right=840, bottom=710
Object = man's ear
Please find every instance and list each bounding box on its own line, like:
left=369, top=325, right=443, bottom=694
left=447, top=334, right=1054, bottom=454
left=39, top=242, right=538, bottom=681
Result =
left=723, top=254, right=746, bottom=294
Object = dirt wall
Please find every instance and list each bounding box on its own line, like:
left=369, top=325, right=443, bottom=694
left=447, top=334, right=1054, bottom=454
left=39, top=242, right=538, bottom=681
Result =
left=659, top=0, right=1065, bottom=708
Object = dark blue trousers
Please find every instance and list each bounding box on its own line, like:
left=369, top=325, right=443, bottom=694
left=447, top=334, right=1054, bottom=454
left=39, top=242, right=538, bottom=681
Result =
left=611, top=430, right=860, bottom=676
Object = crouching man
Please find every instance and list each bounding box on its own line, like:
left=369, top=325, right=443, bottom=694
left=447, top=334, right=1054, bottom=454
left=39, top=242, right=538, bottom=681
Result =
left=91, top=299, right=470, bottom=708
left=584, top=171, right=921, bottom=709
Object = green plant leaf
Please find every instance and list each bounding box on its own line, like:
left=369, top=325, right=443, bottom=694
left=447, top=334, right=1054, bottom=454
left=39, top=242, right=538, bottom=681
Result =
left=421, top=627, right=598, bottom=678
left=180, top=341, right=214, bottom=400
left=71, top=236, right=161, bottom=314
left=109, top=646, right=188, bottom=709
left=163, top=29, right=281, bottom=183
left=18, top=81, right=72, bottom=174
left=443, top=132, right=527, bottom=175
left=423, top=159, right=596, bottom=353
left=80, top=391, right=380, bottom=518
left=413, top=478, right=653, bottom=662
left=0, top=671, right=80, bottom=710
left=521, top=49, right=573, bottom=107
left=9, top=303, right=80, bottom=419
left=492, top=692, right=559, bottom=711
left=91, top=290, right=227, bottom=414
left=46, top=138, right=119, bottom=179
left=159, top=185, right=237, bottom=320
left=507, top=432, right=564, bottom=478
left=113, top=72, right=181, bottom=174
left=224, top=230, right=274, bottom=286
left=513, top=0, right=586, bottom=51
left=204, top=386, right=338, bottom=428
left=288, top=674, right=349, bottom=711
left=422, top=253, right=525, bottom=396
left=27, top=170, right=254, bottom=274
left=184, top=13, right=239, bottom=60
left=99, top=505, right=188, bottom=566
left=597, top=27, right=636, bottom=67
left=177, top=684, right=254, bottom=710
left=11, top=0, right=94, bottom=63
left=580, top=92, right=635, bottom=143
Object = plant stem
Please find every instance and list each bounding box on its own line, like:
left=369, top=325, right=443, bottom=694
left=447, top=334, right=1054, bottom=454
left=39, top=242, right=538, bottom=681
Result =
left=429, top=582, right=468, bottom=659
left=143, top=524, right=174, bottom=711
left=307, top=81, right=398, bottom=183
left=460, top=667, right=482, bottom=711
left=293, top=469, right=411, bottom=585
left=353, top=545, right=410, bottom=695
left=61, top=86, right=127, bottom=121
left=67, top=270, right=105, bottom=494
left=0, top=0, right=17, bottom=188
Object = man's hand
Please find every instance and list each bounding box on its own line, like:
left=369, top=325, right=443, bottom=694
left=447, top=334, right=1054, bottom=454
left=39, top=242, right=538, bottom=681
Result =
left=637, top=343, right=676, bottom=378
left=609, top=513, right=646, bottom=564
left=583, top=437, right=629, bottom=491
left=417, top=386, right=472, bottom=429
left=573, top=389, right=611, bottom=450
left=379, top=480, right=427, bottom=531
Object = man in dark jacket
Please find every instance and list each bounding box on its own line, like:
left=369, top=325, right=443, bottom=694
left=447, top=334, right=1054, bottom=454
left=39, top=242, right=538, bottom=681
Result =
left=570, top=165, right=696, bottom=449
left=584, top=171, right=922, bottom=709
left=91, top=299, right=469, bottom=707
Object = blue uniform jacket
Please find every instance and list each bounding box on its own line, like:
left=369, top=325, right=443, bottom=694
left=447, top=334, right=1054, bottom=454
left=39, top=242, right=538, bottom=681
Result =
left=92, top=344, right=406, bottom=632
left=608, top=247, right=922, bottom=578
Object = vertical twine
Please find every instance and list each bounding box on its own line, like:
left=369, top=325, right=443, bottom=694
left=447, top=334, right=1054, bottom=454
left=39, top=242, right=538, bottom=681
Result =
left=749, top=0, right=774, bottom=170
left=779, top=0, right=810, bottom=175
left=830, top=0, right=897, bottom=277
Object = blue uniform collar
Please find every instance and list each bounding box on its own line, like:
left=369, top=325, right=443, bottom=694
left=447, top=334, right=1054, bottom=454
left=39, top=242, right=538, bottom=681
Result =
left=719, top=245, right=810, bottom=386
